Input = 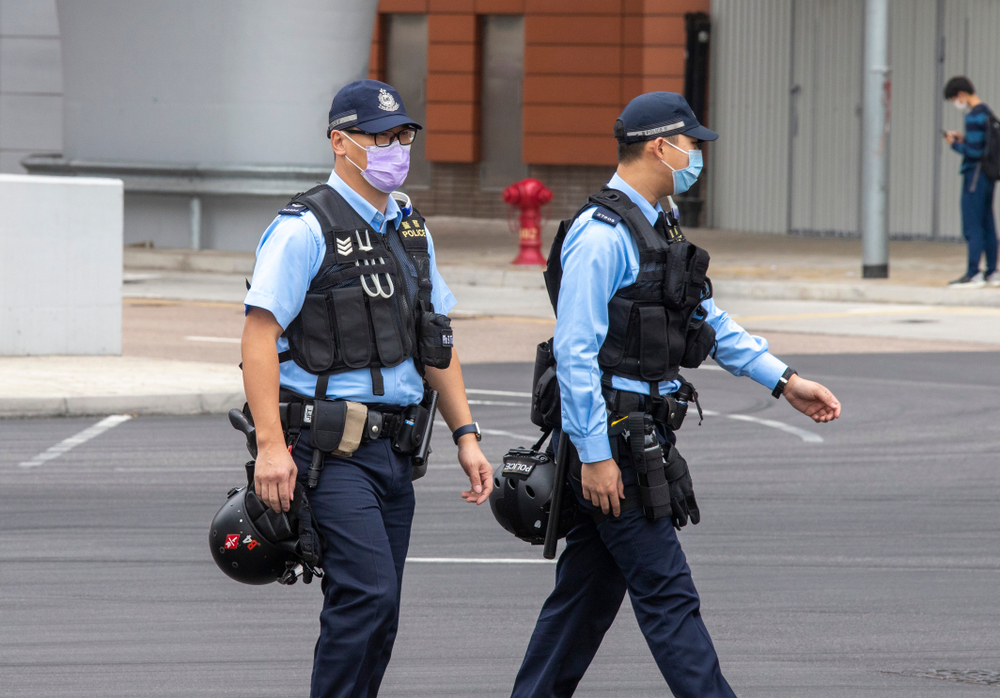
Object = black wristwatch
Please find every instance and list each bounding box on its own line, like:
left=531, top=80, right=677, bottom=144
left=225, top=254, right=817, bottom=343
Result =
left=772, top=368, right=798, bottom=399
left=452, top=422, right=481, bottom=445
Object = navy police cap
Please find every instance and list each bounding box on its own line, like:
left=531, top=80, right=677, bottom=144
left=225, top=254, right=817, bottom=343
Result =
left=327, top=80, right=423, bottom=137
left=614, top=92, right=717, bottom=144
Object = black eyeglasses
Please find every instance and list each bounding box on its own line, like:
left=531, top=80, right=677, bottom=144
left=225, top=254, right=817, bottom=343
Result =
left=345, top=128, right=418, bottom=148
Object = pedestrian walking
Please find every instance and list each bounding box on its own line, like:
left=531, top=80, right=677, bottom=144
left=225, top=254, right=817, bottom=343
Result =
left=510, top=92, right=842, bottom=698
left=241, top=79, right=493, bottom=698
left=943, top=76, right=1000, bottom=288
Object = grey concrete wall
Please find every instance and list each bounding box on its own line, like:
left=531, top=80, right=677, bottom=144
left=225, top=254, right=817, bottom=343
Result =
left=0, top=174, right=122, bottom=355
left=123, top=194, right=287, bottom=252
left=0, top=0, right=62, bottom=173
left=56, top=0, right=376, bottom=167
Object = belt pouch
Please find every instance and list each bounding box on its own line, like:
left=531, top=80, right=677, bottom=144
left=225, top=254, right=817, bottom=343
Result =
left=391, top=403, right=429, bottom=455
left=311, top=400, right=368, bottom=457
left=629, top=413, right=671, bottom=520
left=418, top=310, right=453, bottom=369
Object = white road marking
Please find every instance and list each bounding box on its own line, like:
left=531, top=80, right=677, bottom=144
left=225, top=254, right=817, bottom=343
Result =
left=114, top=467, right=238, bottom=472
left=467, top=399, right=530, bottom=407
left=721, top=413, right=824, bottom=443
left=434, top=420, right=538, bottom=442
left=18, top=415, right=133, bottom=468
left=466, top=388, right=533, bottom=398
left=185, top=335, right=241, bottom=344
left=406, top=557, right=554, bottom=564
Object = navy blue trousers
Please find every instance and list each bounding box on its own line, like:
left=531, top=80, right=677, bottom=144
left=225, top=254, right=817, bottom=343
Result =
left=961, top=168, right=998, bottom=277
left=292, top=428, right=415, bottom=698
left=510, top=431, right=736, bottom=698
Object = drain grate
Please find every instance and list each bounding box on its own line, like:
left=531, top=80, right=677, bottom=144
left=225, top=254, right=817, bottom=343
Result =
left=911, top=669, right=1000, bottom=686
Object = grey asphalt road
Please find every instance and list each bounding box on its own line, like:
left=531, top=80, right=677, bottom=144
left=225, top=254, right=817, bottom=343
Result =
left=2, top=353, right=999, bottom=697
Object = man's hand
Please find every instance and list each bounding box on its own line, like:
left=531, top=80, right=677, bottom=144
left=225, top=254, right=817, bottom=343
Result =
left=944, top=130, right=963, bottom=144
left=581, top=458, right=625, bottom=517
left=254, top=440, right=299, bottom=513
left=458, top=437, right=493, bottom=505
left=783, top=375, right=841, bottom=423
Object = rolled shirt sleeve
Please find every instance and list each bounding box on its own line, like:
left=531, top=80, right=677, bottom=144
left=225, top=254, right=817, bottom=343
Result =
left=704, top=297, right=788, bottom=390
left=244, top=214, right=325, bottom=329
left=554, top=217, right=633, bottom=464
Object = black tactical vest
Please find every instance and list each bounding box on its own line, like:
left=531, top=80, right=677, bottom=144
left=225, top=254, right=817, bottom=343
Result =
left=544, top=187, right=716, bottom=387
left=275, top=185, right=448, bottom=398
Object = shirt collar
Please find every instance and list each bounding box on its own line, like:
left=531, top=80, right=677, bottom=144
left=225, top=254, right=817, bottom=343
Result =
left=325, top=169, right=403, bottom=234
left=607, top=172, right=664, bottom=227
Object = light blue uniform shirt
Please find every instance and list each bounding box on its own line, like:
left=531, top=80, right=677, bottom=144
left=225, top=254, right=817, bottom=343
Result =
left=245, top=169, right=457, bottom=406
left=555, top=173, right=788, bottom=463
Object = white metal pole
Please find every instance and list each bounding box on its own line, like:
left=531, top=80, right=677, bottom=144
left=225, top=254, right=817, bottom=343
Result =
left=862, top=0, right=890, bottom=278
left=190, top=196, right=201, bottom=251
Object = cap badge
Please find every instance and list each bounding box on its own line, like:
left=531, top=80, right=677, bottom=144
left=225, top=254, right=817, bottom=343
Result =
left=378, top=88, right=400, bottom=112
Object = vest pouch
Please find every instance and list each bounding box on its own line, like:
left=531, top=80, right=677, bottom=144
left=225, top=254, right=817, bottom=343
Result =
left=680, top=314, right=716, bottom=369
left=530, top=340, right=559, bottom=428
left=662, top=241, right=692, bottom=309
left=418, top=310, right=453, bottom=369
left=297, top=293, right=336, bottom=373
left=597, top=297, right=633, bottom=367
left=328, top=286, right=373, bottom=369
left=637, top=306, right=668, bottom=380
left=369, top=296, right=406, bottom=366
left=531, top=365, right=562, bottom=429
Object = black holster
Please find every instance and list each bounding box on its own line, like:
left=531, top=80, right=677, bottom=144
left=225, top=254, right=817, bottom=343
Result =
left=628, top=413, right=673, bottom=521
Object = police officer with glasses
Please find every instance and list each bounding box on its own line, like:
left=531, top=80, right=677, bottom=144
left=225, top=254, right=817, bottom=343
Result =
left=242, top=79, right=492, bottom=698
left=509, top=92, right=841, bottom=697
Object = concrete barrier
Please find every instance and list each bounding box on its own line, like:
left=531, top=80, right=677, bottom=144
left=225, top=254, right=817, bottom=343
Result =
left=0, top=174, right=123, bottom=355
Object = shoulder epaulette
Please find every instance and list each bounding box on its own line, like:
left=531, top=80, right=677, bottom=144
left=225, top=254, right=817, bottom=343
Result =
left=590, top=206, right=622, bottom=227
left=278, top=202, right=308, bottom=216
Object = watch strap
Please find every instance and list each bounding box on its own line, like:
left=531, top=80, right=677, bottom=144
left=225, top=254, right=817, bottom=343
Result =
left=771, top=368, right=798, bottom=399
left=452, top=423, right=480, bottom=444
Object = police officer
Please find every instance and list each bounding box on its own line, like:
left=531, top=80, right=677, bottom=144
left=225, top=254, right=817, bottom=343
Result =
left=242, top=79, right=493, bottom=698
left=509, top=92, right=842, bottom=697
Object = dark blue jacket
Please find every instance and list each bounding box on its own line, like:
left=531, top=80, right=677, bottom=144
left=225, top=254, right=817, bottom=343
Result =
left=952, top=103, right=991, bottom=173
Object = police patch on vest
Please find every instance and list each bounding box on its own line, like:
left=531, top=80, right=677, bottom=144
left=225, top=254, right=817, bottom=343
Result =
left=592, top=207, right=621, bottom=227
left=666, top=226, right=686, bottom=243
left=399, top=218, right=427, bottom=238
left=279, top=202, right=307, bottom=216
left=336, top=237, right=353, bottom=256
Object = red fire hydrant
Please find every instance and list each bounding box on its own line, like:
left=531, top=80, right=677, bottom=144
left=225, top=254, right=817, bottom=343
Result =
left=502, top=178, right=553, bottom=266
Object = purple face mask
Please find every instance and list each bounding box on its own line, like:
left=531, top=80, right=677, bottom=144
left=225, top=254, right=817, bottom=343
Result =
left=343, top=133, right=411, bottom=193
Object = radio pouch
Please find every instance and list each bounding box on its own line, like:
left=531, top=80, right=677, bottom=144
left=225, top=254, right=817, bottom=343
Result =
left=392, top=403, right=429, bottom=455
left=418, top=310, right=453, bottom=369
left=311, top=400, right=368, bottom=456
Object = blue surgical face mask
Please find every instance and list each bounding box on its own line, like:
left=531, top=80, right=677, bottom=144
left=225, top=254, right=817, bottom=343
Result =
left=660, top=140, right=703, bottom=195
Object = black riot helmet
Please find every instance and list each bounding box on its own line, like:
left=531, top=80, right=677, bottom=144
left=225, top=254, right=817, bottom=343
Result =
left=490, top=435, right=575, bottom=545
left=210, top=409, right=324, bottom=585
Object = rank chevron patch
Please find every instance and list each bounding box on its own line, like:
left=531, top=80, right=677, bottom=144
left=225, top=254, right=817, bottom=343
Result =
left=336, top=237, right=353, bottom=256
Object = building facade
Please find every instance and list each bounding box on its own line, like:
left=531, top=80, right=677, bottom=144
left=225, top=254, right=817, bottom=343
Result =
left=709, top=0, right=1000, bottom=240
left=366, top=0, right=710, bottom=219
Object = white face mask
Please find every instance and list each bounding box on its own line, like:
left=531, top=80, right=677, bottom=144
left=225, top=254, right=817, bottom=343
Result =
left=953, top=99, right=969, bottom=112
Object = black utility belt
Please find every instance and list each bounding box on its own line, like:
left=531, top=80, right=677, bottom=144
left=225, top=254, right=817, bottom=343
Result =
left=602, top=381, right=701, bottom=432
left=278, top=393, right=429, bottom=458
left=279, top=399, right=403, bottom=444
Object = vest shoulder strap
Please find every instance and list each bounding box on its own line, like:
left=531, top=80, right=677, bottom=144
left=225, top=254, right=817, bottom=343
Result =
left=588, top=188, right=667, bottom=255
left=396, top=206, right=433, bottom=309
